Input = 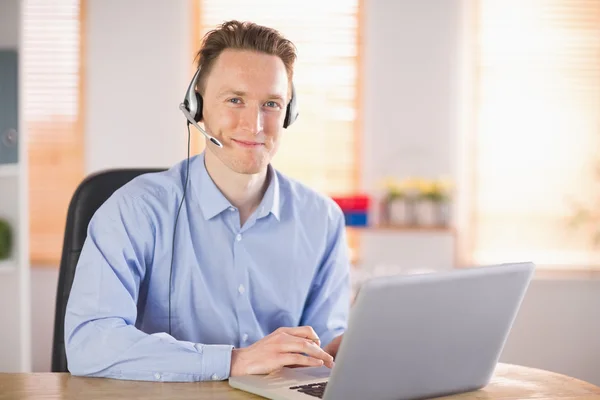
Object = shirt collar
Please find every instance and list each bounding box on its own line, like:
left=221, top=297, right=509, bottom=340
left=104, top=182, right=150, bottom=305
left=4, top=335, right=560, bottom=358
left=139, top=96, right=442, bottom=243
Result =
left=257, top=166, right=281, bottom=221
left=194, top=152, right=281, bottom=221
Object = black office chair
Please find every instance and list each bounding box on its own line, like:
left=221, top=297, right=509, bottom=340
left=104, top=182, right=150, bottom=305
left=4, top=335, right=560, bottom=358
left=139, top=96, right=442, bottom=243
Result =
left=51, top=168, right=166, bottom=373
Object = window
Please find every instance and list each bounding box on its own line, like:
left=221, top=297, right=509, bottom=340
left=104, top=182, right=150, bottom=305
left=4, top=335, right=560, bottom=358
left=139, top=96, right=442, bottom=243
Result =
left=472, top=0, right=600, bottom=269
left=23, top=0, right=84, bottom=264
left=191, top=0, right=361, bottom=196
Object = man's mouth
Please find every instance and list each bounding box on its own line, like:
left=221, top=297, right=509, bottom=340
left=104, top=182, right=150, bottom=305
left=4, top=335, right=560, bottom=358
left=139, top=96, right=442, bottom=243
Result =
left=232, top=138, right=265, bottom=148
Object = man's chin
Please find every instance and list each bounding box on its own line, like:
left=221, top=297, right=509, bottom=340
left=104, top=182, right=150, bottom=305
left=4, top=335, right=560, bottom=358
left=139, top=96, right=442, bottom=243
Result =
left=234, top=167, right=265, bottom=175
left=230, top=161, right=267, bottom=175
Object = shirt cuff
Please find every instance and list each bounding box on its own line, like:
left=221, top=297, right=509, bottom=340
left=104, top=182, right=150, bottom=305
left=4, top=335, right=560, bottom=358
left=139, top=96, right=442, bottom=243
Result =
left=197, top=344, right=234, bottom=381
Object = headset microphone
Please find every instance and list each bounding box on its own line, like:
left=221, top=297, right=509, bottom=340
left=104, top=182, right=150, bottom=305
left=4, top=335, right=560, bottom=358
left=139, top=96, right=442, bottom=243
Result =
left=178, top=103, right=223, bottom=147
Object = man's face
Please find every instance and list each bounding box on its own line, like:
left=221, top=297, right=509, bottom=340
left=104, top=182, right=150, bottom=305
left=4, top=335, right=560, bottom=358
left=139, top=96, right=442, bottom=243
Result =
left=201, top=49, right=289, bottom=175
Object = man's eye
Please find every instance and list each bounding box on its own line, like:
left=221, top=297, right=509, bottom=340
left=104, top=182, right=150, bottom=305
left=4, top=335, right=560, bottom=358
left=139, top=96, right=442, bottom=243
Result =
left=265, top=101, right=279, bottom=108
left=229, top=98, right=242, bottom=104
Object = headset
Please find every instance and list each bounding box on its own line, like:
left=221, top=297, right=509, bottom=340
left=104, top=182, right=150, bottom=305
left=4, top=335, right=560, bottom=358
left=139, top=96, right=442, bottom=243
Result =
left=178, top=66, right=299, bottom=146
left=167, top=66, right=299, bottom=335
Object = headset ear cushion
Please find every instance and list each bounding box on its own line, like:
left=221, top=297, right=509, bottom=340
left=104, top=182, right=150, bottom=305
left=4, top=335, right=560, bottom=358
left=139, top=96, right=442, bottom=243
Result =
left=283, top=84, right=299, bottom=129
left=194, top=92, right=203, bottom=122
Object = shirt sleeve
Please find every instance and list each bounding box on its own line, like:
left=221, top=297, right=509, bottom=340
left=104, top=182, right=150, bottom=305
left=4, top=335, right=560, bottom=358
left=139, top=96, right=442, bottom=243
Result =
left=299, top=203, right=351, bottom=349
left=64, top=189, right=233, bottom=382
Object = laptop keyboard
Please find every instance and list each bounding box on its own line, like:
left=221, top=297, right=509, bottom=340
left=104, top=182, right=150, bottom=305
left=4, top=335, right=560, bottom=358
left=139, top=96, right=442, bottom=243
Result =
left=289, top=382, right=327, bottom=398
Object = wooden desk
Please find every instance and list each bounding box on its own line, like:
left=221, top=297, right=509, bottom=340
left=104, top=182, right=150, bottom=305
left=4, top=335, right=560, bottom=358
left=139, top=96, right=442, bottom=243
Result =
left=1, top=364, right=599, bottom=400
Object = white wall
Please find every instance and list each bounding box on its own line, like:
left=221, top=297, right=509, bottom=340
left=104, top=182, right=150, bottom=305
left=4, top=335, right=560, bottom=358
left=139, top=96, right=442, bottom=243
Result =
left=27, top=0, right=600, bottom=387
left=85, top=0, right=192, bottom=173
left=362, top=0, right=460, bottom=186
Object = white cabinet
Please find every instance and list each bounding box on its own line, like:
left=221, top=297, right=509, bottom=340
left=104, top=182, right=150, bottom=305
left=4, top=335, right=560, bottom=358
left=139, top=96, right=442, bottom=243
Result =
left=347, top=225, right=457, bottom=302
left=350, top=225, right=457, bottom=276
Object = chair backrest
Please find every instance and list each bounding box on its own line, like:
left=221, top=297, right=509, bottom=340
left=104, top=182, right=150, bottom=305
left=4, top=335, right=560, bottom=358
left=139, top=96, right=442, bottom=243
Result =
left=51, top=168, right=166, bottom=373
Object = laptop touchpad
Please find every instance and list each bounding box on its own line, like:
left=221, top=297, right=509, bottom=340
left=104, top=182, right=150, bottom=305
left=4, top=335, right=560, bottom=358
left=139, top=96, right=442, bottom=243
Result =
left=296, top=366, right=332, bottom=379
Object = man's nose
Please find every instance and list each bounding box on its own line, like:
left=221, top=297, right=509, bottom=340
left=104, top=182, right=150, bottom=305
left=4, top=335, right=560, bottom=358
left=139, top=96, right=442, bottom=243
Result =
left=240, top=104, right=264, bottom=135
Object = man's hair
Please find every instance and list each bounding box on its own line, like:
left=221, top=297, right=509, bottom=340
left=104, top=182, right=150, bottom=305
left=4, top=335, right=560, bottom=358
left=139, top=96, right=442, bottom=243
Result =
left=194, top=20, right=297, bottom=96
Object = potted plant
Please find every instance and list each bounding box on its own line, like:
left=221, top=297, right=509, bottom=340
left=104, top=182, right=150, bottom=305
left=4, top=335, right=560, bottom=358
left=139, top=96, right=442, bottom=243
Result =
left=0, top=218, right=12, bottom=261
left=379, top=177, right=418, bottom=226
left=415, top=178, right=453, bottom=227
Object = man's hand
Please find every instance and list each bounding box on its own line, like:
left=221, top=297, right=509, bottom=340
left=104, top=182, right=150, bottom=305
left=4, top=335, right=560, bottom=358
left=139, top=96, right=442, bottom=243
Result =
left=230, top=326, right=335, bottom=376
left=323, top=334, right=343, bottom=359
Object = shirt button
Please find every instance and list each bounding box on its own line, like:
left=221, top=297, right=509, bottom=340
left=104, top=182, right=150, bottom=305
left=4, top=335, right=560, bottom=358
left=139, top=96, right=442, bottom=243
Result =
left=238, top=284, right=245, bottom=294
left=211, top=373, right=219, bottom=380
left=154, top=372, right=161, bottom=380
left=229, top=207, right=235, bottom=212
left=236, top=233, right=242, bottom=241
left=242, top=333, right=249, bottom=342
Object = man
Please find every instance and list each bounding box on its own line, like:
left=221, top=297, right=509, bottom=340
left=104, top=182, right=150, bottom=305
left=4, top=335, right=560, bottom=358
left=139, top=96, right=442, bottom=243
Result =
left=64, top=20, right=350, bottom=382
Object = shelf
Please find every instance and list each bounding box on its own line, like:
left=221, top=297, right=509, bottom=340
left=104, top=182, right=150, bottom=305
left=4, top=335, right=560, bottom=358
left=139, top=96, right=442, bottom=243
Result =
left=347, top=224, right=455, bottom=233
left=0, top=164, right=19, bottom=178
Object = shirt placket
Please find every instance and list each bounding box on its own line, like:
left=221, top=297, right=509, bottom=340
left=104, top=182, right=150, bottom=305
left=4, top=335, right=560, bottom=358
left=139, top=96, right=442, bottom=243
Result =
left=230, top=208, right=255, bottom=348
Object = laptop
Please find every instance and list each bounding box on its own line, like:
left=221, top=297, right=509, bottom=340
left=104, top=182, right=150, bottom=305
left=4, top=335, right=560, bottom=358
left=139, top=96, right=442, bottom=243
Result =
left=228, top=261, right=535, bottom=400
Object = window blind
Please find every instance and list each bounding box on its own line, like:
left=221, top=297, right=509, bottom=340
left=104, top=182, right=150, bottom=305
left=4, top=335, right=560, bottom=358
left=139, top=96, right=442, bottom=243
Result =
left=23, top=0, right=84, bottom=264
left=473, top=0, right=600, bottom=269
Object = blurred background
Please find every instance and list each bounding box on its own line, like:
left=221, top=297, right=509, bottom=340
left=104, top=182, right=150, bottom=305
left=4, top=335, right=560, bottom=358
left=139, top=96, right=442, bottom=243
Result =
left=0, top=0, right=599, bottom=386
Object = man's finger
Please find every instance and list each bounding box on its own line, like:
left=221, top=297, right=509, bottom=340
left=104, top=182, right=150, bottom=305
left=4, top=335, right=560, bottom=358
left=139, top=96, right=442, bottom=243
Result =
left=277, top=326, right=321, bottom=346
left=279, top=336, right=334, bottom=367
left=280, top=353, right=325, bottom=369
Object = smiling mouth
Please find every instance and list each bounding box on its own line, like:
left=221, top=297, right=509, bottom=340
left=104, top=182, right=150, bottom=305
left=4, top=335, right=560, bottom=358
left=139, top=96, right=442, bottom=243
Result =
left=232, top=138, right=265, bottom=148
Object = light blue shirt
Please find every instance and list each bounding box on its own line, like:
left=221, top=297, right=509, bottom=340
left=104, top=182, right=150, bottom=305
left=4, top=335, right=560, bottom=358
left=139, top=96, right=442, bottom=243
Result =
left=64, top=151, right=351, bottom=382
